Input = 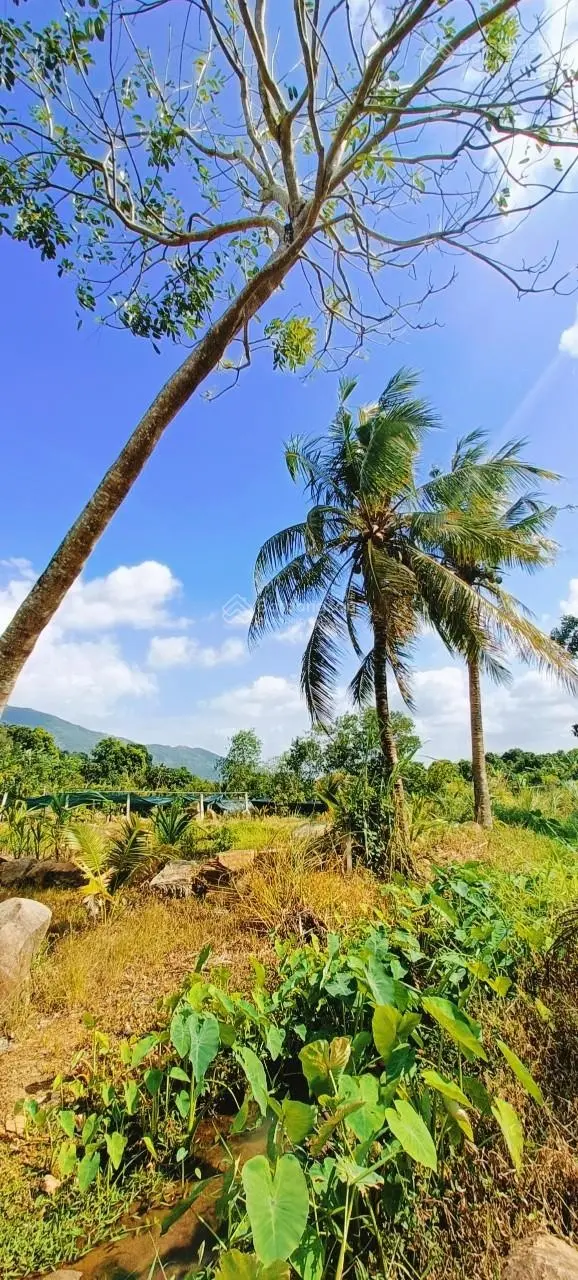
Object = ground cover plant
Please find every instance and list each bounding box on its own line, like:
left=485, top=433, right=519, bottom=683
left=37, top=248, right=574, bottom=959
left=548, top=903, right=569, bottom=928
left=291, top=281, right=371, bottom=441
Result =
left=2, top=821, right=578, bottom=1280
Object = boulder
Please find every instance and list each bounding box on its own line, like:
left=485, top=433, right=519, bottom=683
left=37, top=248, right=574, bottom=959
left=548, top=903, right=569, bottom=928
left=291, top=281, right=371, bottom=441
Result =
left=150, top=860, right=197, bottom=898
left=150, top=849, right=257, bottom=898
left=0, top=859, right=84, bottom=891
left=504, top=1234, right=578, bottom=1280
left=0, top=897, right=52, bottom=1001
left=44, top=1272, right=83, bottom=1280
left=293, top=822, right=329, bottom=842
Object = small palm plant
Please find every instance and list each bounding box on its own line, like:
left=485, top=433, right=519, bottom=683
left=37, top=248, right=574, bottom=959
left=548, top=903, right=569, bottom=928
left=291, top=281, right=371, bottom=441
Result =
left=153, top=801, right=193, bottom=856
left=67, top=817, right=152, bottom=916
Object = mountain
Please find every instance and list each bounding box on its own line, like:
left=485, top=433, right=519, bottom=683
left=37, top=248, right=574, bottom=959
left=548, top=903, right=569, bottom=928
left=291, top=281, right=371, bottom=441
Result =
left=1, top=705, right=223, bottom=781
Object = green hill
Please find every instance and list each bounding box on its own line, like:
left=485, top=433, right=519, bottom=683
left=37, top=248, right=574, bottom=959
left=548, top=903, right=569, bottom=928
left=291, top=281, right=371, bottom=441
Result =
left=1, top=705, right=222, bottom=781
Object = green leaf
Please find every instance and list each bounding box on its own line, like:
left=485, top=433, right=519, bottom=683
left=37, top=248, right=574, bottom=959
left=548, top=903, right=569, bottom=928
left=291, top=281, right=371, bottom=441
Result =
left=242, top=1153, right=309, bottom=1265
left=77, top=1150, right=100, bottom=1192
left=422, top=1069, right=471, bottom=1109
left=231, top=1096, right=250, bottom=1136
left=169, top=1066, right=190, bottom=1083
left=292, top=1226, right=325, bottom=1280
left=170, top=1008, right=191, bottom=1059
left=496, top=1040, right=544, bottom=1106
left=363, top=958, right=408, bottom=1009
left=443, top=1097, right=474, bottom=1141
left=372, top=1004, right=401, bottom=1063
left=124, top=1080, right=139, bottom=1115
left=384, top=1100, right=437, bottom=1171
left=131, top=1034, right=158, bottom=1068
left=105, top=1131, right=127, bottom=1171
left=266, top=1025, right=285, bottom=1062
left=144, top=1067, right=164, bottom=1097
left=175, top=1090, right=190, bottom=1119
left=492, top=1097, right=524, bottom=1172
left=422, top=996, right=488, bottom=1061
left=428, top=893, right=458, bottom=925
left=336, top=1156, right=384, bottom=1188
left=189, top=1014, right=220, bottom=1085
left=309, top=1101, right=364, bottom=1156
left=195, top=942, right=213, bottom=972
left=58, top=1109, right=76, bottom=1140
left=82, top=1114, right=98, bottom=1145
left=215, top=1251, right=290, bottom=1280
left=298, top=1038, right=349, bottom=1093
left=487, top=975, right=512, bottom=997
left=282, top=1100, right=317, bottom=1145
left=143, top=1134, right=159, bottom=1161
left=235, top=1046, right=269, bottom=1117
left=340, top=1075, right=386, bottom=1142
left=462, top=1075, right=492, bottom=1116
left=56, top=1140, right=77, bottom=1178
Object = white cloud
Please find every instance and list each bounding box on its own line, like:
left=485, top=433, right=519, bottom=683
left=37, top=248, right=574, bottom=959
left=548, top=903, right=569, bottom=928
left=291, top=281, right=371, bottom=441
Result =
left=271, top=618, right=316, bottom=645
left=223, top=605, right=253, bottom=628
left=12, top=633, right=155, bottom=718
left=0, top=559, right=185, bottom=636
left=561, top=578, right=578, bottom=613
left=147, top=635, right=245, bottom=670
left=559, top=308, right=578, bottom=358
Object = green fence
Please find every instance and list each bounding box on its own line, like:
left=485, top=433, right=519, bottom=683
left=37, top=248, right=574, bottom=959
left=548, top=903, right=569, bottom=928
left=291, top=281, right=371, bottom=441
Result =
left=20, top=791, right=326, bottom=817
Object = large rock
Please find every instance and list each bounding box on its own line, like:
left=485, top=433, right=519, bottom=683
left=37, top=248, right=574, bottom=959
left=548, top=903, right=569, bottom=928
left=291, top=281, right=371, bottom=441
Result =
left=0, top=858, right=84, bottom=891
left=504, top=1234, right=578, bottom=1280
left=150, top=850, right=257, bottom=898
left=0, top=897, right=52, bottom=1001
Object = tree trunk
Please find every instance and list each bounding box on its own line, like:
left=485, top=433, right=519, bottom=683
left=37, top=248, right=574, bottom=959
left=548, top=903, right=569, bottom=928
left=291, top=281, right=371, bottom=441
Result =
left=468, top=655, right=493, bottom=828
left=373, top=620, right=412, bottom=872
left=0, top=229, right=312, bottom=712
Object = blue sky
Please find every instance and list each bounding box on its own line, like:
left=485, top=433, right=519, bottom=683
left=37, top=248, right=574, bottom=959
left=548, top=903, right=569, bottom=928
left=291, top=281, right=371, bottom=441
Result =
left=2, top=177, right=578, bottom=761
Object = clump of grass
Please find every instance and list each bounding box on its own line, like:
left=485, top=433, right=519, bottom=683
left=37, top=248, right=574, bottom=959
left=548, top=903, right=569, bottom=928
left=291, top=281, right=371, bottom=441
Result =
left=230, top=836, right=380, bottom=935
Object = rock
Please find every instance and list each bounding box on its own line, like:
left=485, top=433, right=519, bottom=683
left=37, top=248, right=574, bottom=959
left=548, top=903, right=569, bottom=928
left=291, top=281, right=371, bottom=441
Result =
left=150, top=850, right=257, bottom=898
left=504, top=1233, right=578, bottom=1280
left=293, top=822, right=329, bottom=842
left=42, top=1174, right=62, bottom=1196
left=0, top=897, right=52, bottom=1001
left=150, top=860, right=197, bottom=898
left=44, top=1271, right=83, bottom=1280
left=4, top=1112, right=26, bottom=1136
left=0, top=859, right=84, bottom=891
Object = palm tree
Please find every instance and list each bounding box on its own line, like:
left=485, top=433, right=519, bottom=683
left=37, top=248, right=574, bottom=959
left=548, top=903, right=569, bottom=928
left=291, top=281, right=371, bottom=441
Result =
left=424, top=432, right=577, bottom=827
left=250, top=371, right=533, bottom=869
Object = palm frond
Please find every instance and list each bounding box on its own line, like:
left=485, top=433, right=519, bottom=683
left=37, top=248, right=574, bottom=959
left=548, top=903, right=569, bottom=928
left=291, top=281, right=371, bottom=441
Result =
left=350, top=649, right=375, bottom=706
left=250, top=553, right=336, bottom=643
left=301, top=590, right=348, bottom=725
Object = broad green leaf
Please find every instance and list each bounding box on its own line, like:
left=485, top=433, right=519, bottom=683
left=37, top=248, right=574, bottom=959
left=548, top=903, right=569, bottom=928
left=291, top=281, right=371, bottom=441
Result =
left=124, top=1080, right=139, bottom=1115
left=336, top=1156, right=384, bottom=1188
left=189, top=1013, right=220, bottom=1085
left=291, top=1225, right=325, bottom=1280
left=216, top=1250, right=290, bottom=1280
left=131, top=1034, right=158, bottom=1068
left=340, top=1075, right=386, bottom=1142
left=175, top=1089, right=190, bottom=1119
left=462, top=1075, right=492, bottom=1115
left=235, top=1045, right=269, bottom=1116
left=82, top=1114, right=98, bottom=1145
left=422, top=996, right=488, bottom=1061
left=77, top=1150, right=100, bottom=1192
left=428, top=893, right=458, bottom=925
left=266, top=1025, right=285, bottom=1062
left=56, top=1139, right=77, bottom=1178
left=105, top=1131, right=127, bottom=1171
left=251, top=957, right=267, bottom=988
left=497, top=1040, right=544, bottom=1106
left=467, top=959, right=490, bottom=981
left=363, top=958, right=409, bottom=1010
left=384, top=1100, right=437, bottom=1171
left=299, top=1040, right=330, bottom=1091
left=143, top=1134, right=159, bottom=1161
left=372, top=1004, right=401, bottom=1063
left=422, top=1069, right=471, bottom=1109
left=231, top=1096, right=250, bottom=1135
left=100, top=1082, right=114, bottom=1107
left=328, top=1036, right=351, bottom=1072
left=144, top=1067, right=164, bottom=1097
left=169, top=1066, right=190, bottom=1083
left=535, top=998, right=553, bottom=1024
left=58, top=1109, right=76, bottom=1140
left=170, top=1008, right=191, bottom=1059
left=242, top=1153, right=309, bottom=1265
left=194, top=942, right=213, bottom=972
left=492, top=1097, right=523, bottom=1172
left=282, top=1100, right=317, bottom=1144
left=487, top=976, right=512, bottom=997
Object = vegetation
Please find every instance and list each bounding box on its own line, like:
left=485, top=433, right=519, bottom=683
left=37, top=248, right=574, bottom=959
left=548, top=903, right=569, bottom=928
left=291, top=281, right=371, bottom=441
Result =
left=250, top=376, right=575, bottom=860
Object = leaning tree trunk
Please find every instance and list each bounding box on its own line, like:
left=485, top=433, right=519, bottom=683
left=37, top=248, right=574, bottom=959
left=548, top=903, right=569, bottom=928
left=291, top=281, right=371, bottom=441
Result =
left=372, top=620, right=413, bottom=874
left=468, top=655, right=493, bottom=829
left=0, top=226, right=314, bottom=712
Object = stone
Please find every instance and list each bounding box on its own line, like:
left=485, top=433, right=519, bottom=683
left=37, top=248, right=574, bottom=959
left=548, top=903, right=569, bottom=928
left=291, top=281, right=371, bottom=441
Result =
left=150, top=860, right=197, bottom=898
left=504, top=1233, right=578, bottom=1280
left=44, top=1271, right=83, bottom=1280
left=0, top=897, right=52, bottom=1001
left=293, top=822, right=329, bottom=842
left=0, top=859, right=84, bottom=891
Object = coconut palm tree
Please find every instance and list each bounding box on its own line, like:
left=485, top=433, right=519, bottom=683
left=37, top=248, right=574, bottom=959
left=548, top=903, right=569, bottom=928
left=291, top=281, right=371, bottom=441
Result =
left=423, top=431, right=577, bottom=827
left=250, top=371, right=541, bottom=869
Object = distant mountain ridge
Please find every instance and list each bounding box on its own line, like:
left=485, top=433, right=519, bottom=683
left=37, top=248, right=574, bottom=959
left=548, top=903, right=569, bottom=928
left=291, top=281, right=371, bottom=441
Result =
left=1, top=705, right=222, bottom=781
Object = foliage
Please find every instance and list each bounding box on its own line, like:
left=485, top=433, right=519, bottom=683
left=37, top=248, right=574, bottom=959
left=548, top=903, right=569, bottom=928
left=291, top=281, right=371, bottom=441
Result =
left=66, top=817, right=153, bottom=908
left=153, top=801, right=193, bottom=853
left=221, top=731, right=268, bottom=797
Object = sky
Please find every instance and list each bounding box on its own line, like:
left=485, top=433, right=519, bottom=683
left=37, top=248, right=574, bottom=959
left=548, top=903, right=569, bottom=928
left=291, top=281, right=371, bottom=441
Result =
left=1, top=9, right=578, bottom=764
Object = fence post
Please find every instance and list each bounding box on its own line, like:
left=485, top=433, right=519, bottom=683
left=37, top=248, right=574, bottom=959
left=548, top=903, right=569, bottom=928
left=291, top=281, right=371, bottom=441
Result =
left=244, top=791, right=250, bottom=813
left=199, top=793, right=205, bottom=821
left=0, top=792, right=7, bottom=814
left=126, top=793, right=131, bottom=818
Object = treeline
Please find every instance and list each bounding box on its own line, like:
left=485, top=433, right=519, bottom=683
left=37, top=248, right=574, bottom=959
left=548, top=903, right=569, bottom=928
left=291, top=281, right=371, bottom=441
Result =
left=0, top=724, right=219, bottom=798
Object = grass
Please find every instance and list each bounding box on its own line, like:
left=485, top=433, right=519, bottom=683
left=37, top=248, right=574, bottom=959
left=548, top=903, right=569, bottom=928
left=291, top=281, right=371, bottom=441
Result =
left=2, top=813, right=578, bottom=1278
